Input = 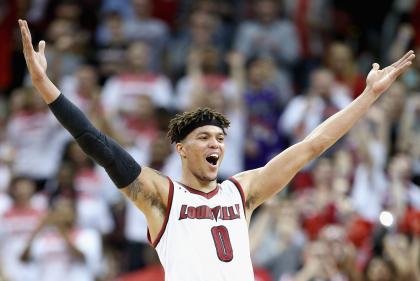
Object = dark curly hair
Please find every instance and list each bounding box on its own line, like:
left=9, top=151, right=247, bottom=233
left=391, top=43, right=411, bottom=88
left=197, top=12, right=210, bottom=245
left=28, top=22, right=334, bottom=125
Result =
left=167, top=107, right=230, bottom=143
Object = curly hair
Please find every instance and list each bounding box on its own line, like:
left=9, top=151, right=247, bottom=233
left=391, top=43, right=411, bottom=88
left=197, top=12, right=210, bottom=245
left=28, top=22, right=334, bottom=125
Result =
left=167, top=107, right=230, bottom=143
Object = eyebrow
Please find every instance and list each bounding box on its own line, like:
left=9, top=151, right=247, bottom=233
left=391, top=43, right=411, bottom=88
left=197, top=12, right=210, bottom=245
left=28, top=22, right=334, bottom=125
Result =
left=196, top=132, right=225, bottom=136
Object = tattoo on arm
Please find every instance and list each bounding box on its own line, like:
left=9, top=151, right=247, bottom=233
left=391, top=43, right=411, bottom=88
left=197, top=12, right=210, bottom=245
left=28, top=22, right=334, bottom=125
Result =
left=127, top=178, right=142, bottom=201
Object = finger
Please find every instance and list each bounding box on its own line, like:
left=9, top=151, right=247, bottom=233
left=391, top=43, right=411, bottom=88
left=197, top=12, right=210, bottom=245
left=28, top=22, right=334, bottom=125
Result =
left=403, top=53, right=416, bottom=64
left=392, top=50, right=414, bottom=68
left=22, top=20, right=33, bottom=46
left=24, top=20, right=33, bottom=44
left=372, top=63, right=380, bottom=71
left=18, top=20, right=30, bottom=57
left=38, top=40, right=45, bottom=56
left=396, top=52, right=415, bottom=69
left=393, top=53, right=415, bottom=77
left=392, top=61, right=413, bottom=79
left=391, top=50, right=412, bottom=67
left=20, top=20, right=34, bottom=56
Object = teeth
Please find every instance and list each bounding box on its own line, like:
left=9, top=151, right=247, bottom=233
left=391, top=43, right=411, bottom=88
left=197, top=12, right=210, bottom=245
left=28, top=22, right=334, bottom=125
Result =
left=209, top=153, right=219, bottom=158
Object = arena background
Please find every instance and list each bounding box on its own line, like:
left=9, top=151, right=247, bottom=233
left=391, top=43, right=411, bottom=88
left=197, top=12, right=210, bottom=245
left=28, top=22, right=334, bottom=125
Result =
left=0, top=0, right=419, bottom=280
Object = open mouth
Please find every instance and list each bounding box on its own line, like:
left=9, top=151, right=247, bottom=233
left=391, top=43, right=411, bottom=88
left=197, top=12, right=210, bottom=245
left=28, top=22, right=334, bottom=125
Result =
left=206, top=154, right=219, bottom=166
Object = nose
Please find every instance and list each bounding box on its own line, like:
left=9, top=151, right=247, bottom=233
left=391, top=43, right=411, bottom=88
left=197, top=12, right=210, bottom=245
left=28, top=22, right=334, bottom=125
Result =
left=208, top=137, right=219, bottom=148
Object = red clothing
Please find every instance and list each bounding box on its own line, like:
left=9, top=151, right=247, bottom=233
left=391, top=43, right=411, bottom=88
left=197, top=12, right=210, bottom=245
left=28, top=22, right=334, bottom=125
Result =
left=0, top=0, right=16, bottom=90
left=302, top=203, right=337, bottom=240
left=399, top=207, right=420, bottom=235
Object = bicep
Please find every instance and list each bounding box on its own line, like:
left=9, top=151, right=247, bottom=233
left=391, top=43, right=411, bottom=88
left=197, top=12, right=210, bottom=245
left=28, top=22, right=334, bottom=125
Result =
left=120, top=167, right=169, bottom=215
left=244, top=140, right=317, bottom=209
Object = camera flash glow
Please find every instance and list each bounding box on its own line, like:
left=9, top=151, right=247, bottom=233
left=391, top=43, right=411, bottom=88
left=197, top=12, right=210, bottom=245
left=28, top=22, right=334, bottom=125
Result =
left=379, top=211, right=394, bottom=227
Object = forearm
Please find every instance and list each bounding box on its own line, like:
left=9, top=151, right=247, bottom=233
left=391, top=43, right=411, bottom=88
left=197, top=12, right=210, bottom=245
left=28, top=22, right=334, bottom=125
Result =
left=48, top=93, right=141, bottom=188
left=32, top=75, right=61, bottom=104
left=60, top=229, right=85, bottom=261
left=304, top=87, right=379, bottom=155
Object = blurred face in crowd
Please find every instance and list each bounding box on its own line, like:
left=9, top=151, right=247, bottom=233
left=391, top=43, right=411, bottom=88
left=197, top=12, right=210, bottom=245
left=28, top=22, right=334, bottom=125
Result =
left=327, top=42, right=354, bottom=75
left=47, top=19, right=78, bottom=51
left=77, top=65, right=98, bottom=94
left=190, top=11, right=216, bottom=46
left=127, top=42, right=150, bottom=71
left=254, top=0, right=279, bottom=24
left=312, top=158, right=333, bottom=187
left=310, top=68, right=335, bottom=99
left=9, top=178, right=35, bottom=205
left=106, top=12, right=124, bottom=37
left=52, top=198, right=77, bottom=228
left=319, top=225, right=348, bottom=262
left=132, top=0, right=152, bottom=18
left=55, top=1, right=81, bottom=21
left=247, top=58, right=274, bottom=87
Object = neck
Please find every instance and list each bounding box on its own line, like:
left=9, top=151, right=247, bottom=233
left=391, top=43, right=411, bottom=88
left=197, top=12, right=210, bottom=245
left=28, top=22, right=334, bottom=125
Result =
left=181, top=169, right=218, bottom=193
left=14, top=201, right=31, bottom=209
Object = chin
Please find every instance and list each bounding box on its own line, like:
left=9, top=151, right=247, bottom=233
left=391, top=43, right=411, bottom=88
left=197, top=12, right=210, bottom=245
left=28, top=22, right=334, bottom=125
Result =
left=195, top=172, right=218, bottom=182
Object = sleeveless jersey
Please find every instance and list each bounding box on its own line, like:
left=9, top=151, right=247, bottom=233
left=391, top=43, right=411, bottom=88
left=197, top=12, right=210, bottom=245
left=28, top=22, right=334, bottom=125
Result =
left=148, top=177, right=254, bottom=281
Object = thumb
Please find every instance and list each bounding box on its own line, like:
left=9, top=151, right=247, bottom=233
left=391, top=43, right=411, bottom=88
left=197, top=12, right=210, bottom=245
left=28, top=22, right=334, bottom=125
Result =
left=372, top=63, right=380, bottom=71
left=38, top=40, right=45, bottom=55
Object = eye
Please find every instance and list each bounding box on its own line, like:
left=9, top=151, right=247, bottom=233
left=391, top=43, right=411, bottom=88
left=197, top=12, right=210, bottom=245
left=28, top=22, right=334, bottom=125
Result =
left=217, top=136, right=225, bottom=143
left=198, top=135, right=208, bottom=140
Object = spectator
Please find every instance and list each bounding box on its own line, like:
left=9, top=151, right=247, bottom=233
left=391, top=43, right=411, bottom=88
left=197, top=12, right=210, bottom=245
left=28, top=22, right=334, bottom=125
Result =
left=325, top=42, right=366, bottom=99
left=243, top=56, right=293, bottom=170
left=61, top=141, right=115, bottom=235
left=123, top=0, right=169, bottom=71
left=95, top=11, right=128, bottom=83
left=280, top=68, right=351, bottom=145
left=43, top=18, right=87, bottom=84
left=234, top=0, right=301, bottom=69
left=169, top=10, right=222, bottom=79
left=0, top=177, right=45, bottom=281
left=20, top=197, right=102, bottom=281
left=101, top=41, right=172, bottom=146
left=350, top=107, right=389, bottom=222
left=6, top=87, right=70, bottom=189
left=250, top=198, right=304, bottom=280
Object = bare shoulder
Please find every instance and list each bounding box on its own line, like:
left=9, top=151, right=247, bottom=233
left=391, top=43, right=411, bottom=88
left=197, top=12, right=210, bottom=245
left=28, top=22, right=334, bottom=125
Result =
left=120, top=167, right=170, bottom=214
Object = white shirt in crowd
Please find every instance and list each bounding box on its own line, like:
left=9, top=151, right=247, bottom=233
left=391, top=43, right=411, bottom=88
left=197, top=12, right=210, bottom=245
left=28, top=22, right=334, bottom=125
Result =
left=6, top=111, right=70, bottom=180
left=29, top=227, right=102, bottom=281
left=0, top=207, right=45, bottom=281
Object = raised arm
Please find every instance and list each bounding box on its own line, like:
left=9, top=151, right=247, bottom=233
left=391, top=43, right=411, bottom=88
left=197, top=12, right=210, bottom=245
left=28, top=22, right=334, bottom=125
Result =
left=234, top=50, right=415, bottom=213
left=18, top=19, right=169, bottom=239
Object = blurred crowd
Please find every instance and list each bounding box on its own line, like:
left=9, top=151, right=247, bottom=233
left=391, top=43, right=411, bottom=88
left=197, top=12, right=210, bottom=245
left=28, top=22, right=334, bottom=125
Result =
left=0, top=0, right=419, bottom=280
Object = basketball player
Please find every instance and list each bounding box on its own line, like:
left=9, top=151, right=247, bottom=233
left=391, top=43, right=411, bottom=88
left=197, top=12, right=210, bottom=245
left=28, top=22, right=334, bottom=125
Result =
left=18, top=19, right=415, bottom=281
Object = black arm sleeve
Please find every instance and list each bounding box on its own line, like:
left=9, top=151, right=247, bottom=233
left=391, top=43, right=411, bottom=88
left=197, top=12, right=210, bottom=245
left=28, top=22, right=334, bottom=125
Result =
left=48, top=94, right=141, bottom=188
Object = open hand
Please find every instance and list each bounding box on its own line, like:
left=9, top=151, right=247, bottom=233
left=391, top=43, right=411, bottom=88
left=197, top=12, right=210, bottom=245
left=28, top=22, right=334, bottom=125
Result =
left=366, top=50, right=415, bottom=96
left=18, top=19, right=47, bottom=82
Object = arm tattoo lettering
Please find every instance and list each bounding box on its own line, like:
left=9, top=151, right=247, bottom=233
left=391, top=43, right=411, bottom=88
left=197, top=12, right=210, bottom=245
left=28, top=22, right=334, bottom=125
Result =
left=127, top=178, right=142, bottom=201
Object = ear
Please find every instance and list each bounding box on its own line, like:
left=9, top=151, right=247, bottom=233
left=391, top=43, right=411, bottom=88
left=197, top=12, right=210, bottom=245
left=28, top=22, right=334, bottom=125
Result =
left=176, top=142, right=186, bottom=158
